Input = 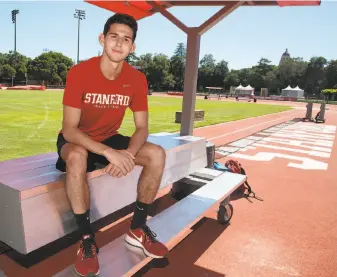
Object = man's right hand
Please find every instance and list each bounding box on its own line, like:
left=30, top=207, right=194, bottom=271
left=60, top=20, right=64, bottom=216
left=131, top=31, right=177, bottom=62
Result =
left=102, top=148, right=136, bottom=176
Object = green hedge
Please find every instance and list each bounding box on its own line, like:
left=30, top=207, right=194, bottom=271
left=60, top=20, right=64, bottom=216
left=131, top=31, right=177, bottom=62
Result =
left=322, top=89, right=337, bottom=94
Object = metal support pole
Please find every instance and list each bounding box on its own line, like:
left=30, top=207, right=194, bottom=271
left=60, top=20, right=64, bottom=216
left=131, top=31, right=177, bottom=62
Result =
left=180, top=29, right=201, bottom=136
left=14, top=20, right=17, bottom=52
left=74, top=9, right=85, bottom=64
left=11, top=9, right=19, bottom=52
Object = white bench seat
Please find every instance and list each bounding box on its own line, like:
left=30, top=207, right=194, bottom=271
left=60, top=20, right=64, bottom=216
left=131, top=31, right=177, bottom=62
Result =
left=0, top=134, right=207, bottom=254
left=54, top=170, right=246, bottom=277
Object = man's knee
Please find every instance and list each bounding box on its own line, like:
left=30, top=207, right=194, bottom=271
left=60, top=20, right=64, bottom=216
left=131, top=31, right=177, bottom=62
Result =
left=144, top=143, right=166, bottom=166
left=63, top=145, right=88, bottom=174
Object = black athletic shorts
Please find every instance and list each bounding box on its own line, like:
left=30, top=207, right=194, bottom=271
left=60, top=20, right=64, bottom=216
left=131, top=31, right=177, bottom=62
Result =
left=55, top=133, right=131, bottom=172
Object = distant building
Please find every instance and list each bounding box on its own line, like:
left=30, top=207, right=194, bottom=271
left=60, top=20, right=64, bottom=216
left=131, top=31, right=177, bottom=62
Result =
left=279, top=48, right=291, bottom=65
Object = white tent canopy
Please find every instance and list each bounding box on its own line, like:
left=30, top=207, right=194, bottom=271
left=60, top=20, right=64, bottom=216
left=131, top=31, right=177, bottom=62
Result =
left=235, top=84, right=244, bottom=90
left=281, top=85, right=304, bottom=98
left=235, top=84, right=255, bottom=95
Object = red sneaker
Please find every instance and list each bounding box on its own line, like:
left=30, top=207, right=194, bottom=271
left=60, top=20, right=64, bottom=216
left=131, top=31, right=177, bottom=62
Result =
left=74, top=235, right=100, bottom=277
left=125, top=225, right=169, bottom=259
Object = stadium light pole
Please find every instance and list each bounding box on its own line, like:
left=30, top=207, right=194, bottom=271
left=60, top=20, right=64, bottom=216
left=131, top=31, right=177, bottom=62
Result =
left=74, top=9, right=85, bottom=64
left=11, top=9, right=19, bottom=52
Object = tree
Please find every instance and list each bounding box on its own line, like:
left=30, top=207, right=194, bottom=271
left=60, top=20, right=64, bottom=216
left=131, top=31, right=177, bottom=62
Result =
left=136, top=53, right=154, bottom=80
left=321, top=88, right=337, bottom=102
left=170, top=55, right=185, bottom=91
left=27, top=51, right=73, bottom=85
left=291, top=57, right=308, bottom=88
left=125, top=52, right=139, bottom=65
left=0, top=64, right=16, bottom=80
left=137, top=53, right=174, bottom=91
left=0, top=53, right=9, bottom=67
left=237, top=68, right=251, bottom=86
left=0, top=51, right=30, bottom=82
left=212, top=60, right=229, bottom=87
left=224, top=70, right=240, bottom=89
left=263, top=70, right=278, bottom=93
left=148, top=54, right=174, bottom=90
left=304, top=56, right=328, bottom=95
left=0, top=48, right=335, bottom=95
left=276, top=57, right=306, bottom=92
left=198, top=54, right=216, bottom=90
left=173, top=43, right=186, bottom=59
left=325, top=60, right=337, bottom=88
left=6, top=51, right=31, bottom=81
left=169, top=43, right=186, bottom=91
left=247, top=67, right=264, bottom=91
left=256, top=58, right=274, bottom=76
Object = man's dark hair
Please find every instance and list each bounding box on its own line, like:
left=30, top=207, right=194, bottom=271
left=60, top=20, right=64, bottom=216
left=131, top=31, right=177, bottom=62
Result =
left=103, top=13, right=138, bottom=42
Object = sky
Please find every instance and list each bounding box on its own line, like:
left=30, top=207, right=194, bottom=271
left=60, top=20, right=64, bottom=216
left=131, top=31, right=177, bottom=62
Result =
left=0, top=0, right=336, bottom=70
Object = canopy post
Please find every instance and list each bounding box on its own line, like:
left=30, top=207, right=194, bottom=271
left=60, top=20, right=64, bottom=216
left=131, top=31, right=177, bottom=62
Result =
left=146, top=1, right=245, bottom=136
left=180, top=28, right=201, bottom=136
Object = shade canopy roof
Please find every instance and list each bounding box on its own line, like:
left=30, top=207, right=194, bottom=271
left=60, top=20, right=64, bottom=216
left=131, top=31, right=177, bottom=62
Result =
left=85, top=0, right=321, bottom=21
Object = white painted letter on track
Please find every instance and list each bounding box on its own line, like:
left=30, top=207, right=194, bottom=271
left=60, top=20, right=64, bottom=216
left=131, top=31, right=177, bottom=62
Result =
left=229, top=152, right=328, bottom=170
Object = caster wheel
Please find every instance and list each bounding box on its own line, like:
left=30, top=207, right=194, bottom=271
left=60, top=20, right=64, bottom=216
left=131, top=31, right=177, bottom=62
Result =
left=217, top=203, right=233, bottom=225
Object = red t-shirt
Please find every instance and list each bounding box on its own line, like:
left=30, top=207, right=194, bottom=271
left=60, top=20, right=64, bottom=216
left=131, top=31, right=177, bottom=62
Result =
left=61, top=56, right=148, bottom=142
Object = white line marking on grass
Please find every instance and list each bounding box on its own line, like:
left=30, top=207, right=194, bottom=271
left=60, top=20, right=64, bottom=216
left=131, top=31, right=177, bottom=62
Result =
left=27, top=105, right=49, bottom=140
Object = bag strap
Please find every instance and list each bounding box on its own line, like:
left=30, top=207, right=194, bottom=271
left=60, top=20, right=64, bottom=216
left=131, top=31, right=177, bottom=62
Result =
left=240, top=166, right=264, bottom=202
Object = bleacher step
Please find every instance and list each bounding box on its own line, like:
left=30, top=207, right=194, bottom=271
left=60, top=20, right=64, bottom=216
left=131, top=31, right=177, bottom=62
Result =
left=54, top=171, right=246, bottom=277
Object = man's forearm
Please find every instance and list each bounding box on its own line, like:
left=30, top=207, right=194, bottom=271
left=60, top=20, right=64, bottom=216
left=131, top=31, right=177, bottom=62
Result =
left=63, top=128, right=109, bottom=156
left=127, top=128, right=149, bottom=156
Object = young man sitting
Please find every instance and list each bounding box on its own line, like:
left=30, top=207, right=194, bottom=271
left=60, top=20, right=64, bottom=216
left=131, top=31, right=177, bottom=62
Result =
left=56, top=13, right=168, bottom=277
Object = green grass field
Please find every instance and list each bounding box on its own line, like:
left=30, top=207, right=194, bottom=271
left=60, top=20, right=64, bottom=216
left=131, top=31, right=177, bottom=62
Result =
left=0, top=90, right=292, bottom=161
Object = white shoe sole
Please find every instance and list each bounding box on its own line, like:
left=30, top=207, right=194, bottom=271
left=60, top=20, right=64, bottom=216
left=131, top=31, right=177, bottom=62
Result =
left=124, top=235, right=164, bottom=259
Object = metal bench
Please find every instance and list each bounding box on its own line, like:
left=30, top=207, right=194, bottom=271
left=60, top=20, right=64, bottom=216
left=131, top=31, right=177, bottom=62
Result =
left=0, top=133, right=207, bottom=255
left=0, top=133, right=246, bottom=276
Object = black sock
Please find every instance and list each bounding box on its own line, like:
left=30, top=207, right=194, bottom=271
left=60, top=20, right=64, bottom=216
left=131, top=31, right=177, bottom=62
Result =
left=85, top=209, right=90, bottom=219
left=131, top=200, right=149, bottom=230
left=74, top=209, right=94, bottom=239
